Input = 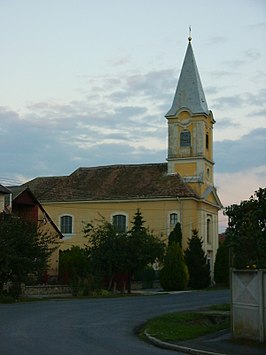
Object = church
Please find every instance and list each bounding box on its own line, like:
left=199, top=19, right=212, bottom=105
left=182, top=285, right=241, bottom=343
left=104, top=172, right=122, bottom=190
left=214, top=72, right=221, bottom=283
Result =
left=24, top=36, right=222, bottom=274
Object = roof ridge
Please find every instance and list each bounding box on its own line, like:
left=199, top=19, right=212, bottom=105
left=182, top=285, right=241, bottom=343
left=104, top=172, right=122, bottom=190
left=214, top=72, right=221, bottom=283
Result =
left=74, top=162, right=167, bottom=172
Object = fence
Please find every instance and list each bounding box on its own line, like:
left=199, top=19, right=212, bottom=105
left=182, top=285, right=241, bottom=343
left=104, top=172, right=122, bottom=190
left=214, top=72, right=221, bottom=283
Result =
left=231, top=269, right=266, bottom=343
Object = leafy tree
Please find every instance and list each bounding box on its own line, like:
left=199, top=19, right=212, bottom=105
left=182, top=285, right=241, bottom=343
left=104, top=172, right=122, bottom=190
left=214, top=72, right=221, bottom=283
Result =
left=0, top=216, right=58, bottom=296
left=83, top=209, right=165, bottom=293
left=214, top=241, right=229, bottom=286
left=126, top=209, right=165, bottom=293
left=59, top=246, right=90, bottom=280
left=59, top=246, right=101, bottom=296
left=84, top=218, right=127, bottom=290
left=185, top=229, right=210, bottom=289
left=160, top=242, right=189, bottom=291
left=225, top=188, right=266, bottom=269
left=168, top=222, right=182, bottom=247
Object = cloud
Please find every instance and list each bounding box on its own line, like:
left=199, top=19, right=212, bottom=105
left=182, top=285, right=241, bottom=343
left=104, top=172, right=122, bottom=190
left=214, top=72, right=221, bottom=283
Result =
left=109, top=56, right=131, bottom=66
left=242, top=49, right=261, bottom=62
left=0, top=69, right=171, bottom=182
left=205, top=36, right=227, bottom=45
left=216, top=165, right=266, bottom=208
left=215, top=117, right=240, bottom=129
left=1, top=66, right=265, bottom=192
left=222, top=59, right=245, bottom=69
left=208, top=70, right=232, bottom=79
left=212, top=88, right=266, bottom=110
left=205, top=86, right=219, bottom=95
left=212, top=95, right=245, bottom=109
left=215, top=128, right=266, bottom=173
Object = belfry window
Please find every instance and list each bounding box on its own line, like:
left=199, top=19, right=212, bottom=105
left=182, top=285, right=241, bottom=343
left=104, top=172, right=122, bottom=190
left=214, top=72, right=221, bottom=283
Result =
left=180, top=131, right=191, bottom=147
left=207, top=215, right=212, bottom=244
left=206, top=133, right=209, bottom=149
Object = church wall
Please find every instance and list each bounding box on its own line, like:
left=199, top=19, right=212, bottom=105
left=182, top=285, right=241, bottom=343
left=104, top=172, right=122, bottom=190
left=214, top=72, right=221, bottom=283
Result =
left=40, top=199, right=217, bottom=254
left=42, top=199, right=182, bottom=250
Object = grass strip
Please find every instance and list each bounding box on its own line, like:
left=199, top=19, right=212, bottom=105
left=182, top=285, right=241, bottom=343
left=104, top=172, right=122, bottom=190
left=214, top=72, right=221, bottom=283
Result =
left=142, top=305, right=230, bottom=342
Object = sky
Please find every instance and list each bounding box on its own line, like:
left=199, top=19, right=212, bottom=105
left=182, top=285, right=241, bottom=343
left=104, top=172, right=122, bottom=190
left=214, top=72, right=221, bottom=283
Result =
left=0, top=0, right=265, bottom=231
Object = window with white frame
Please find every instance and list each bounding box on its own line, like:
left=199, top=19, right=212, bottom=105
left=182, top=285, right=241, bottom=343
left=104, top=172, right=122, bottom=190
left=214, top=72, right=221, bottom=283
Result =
left=112, top=214, right=127, bottom=233
left=60, top=215, right=73, bottom=234
left=170, top=212, right=178, bottom=228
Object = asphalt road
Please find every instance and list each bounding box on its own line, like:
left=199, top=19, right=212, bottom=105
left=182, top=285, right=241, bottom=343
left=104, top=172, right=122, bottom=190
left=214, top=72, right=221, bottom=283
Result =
left=0, top=289, right=229, bottom=355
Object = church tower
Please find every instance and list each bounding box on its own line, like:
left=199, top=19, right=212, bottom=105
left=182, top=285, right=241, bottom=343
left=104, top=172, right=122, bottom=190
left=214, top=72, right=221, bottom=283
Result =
left=166, top=36, right=217, bottom=199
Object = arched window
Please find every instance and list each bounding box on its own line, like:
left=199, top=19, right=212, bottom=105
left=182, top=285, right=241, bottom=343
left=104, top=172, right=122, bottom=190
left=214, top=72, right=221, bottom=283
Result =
left=112, top=214, right=127, bottom=233
left=170, top=213, right=178, bottom=227
left=180, top=131, right=191, bottom=147
left=60, top=215, right=73, bottom=234
left=206, top=133, right=209, bottom=149
left=207, top=215, right=212, bottom=244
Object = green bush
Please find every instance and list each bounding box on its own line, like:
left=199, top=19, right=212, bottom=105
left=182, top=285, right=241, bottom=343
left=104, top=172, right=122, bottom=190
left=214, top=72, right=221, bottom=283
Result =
left=160, top=243, right=189, bottom=291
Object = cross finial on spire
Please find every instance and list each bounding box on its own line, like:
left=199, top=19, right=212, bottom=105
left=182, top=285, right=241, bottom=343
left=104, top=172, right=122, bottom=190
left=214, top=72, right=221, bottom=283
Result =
left=188, top=26, right=192, bottom=42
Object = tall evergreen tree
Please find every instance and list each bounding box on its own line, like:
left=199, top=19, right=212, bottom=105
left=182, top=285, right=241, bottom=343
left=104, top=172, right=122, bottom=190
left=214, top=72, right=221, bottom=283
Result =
left=185, top=229, right=210, bottom=289
left=160, top=242, right=189, bottom=291
left=214, top=241, right=229, bottom=286
left=168, top=222, right=182, bottom=247
left=126, top=209, right=165, bottom=293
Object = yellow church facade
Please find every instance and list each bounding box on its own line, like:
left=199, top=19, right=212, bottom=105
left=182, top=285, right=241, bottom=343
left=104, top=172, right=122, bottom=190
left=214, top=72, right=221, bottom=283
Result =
left=24, top=37, right=222, bottom=275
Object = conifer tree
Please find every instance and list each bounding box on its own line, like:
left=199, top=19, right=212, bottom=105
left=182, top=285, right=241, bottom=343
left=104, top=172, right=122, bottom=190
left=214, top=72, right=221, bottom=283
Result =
left=160, top=242, right=189, bottom=291
left=126, top=209, right=164, bottom=293
left=214, top=241, right=229, bottom=286
left=168, top=222, right=182, bottom=247
left=185, top=229, right=210, bottom=289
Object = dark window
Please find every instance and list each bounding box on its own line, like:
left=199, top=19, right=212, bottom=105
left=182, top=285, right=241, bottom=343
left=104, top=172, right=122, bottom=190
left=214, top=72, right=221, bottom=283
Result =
left=180, top=131, right=191, bottom=147
left=60, top=215, right=73, bottom=234
left=170, top=213, right=178, bottom=227
left=206, top=133, right=209, bottom=149
left=113, top=214, right=126, bottom=233
left=207, top=216, right=211, bottom=244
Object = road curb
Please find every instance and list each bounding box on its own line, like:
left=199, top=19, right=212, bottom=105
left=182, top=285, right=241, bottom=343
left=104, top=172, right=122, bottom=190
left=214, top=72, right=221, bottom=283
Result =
left=144, top=330, right=225, bottom=355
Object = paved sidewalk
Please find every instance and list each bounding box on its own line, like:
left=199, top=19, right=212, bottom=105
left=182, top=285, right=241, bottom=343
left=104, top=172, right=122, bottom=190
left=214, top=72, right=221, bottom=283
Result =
left=146, top=329, right=266, bottom=355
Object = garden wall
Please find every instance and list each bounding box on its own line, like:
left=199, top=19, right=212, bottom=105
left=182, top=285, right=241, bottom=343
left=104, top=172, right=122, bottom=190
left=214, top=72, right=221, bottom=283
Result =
left=231, top=269, right=266, bottom=342
left=23, top=285, right=72, bottom=297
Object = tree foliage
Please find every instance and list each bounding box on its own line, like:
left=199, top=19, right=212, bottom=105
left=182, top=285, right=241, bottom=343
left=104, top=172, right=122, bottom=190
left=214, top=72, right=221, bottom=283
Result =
left=84, top=218, right=127, bottom=290
left=59, top=246, right=91, bottom=283
left=168, top=222, right=182, bottom=247
left=83, top=209, right=165, bottom=293
left=59, top=246, right=100, bottom=296
left=185, top=229, right=210, bottom=289
left=160, top=242, right=189, bottom=291
left=126, top=209, right=165, bottom=292
left=225, top=187, right=266, bottom=268
left=214, top=241, right=229, bottom=286
left=0, top=216, right=58, bottom=296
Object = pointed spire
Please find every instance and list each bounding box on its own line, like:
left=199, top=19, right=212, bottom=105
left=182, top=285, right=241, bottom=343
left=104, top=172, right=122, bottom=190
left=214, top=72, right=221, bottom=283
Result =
left=165, top=38, right=209, bottom=117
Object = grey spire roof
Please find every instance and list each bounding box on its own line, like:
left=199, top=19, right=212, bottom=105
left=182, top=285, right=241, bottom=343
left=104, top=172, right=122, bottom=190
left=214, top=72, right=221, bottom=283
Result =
left=165, top=40, right=209, bottom=117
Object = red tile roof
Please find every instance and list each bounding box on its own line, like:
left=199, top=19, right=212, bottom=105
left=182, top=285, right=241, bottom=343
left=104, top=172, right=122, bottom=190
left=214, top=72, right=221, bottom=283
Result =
left=24, top=163, right=198, bottom=202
